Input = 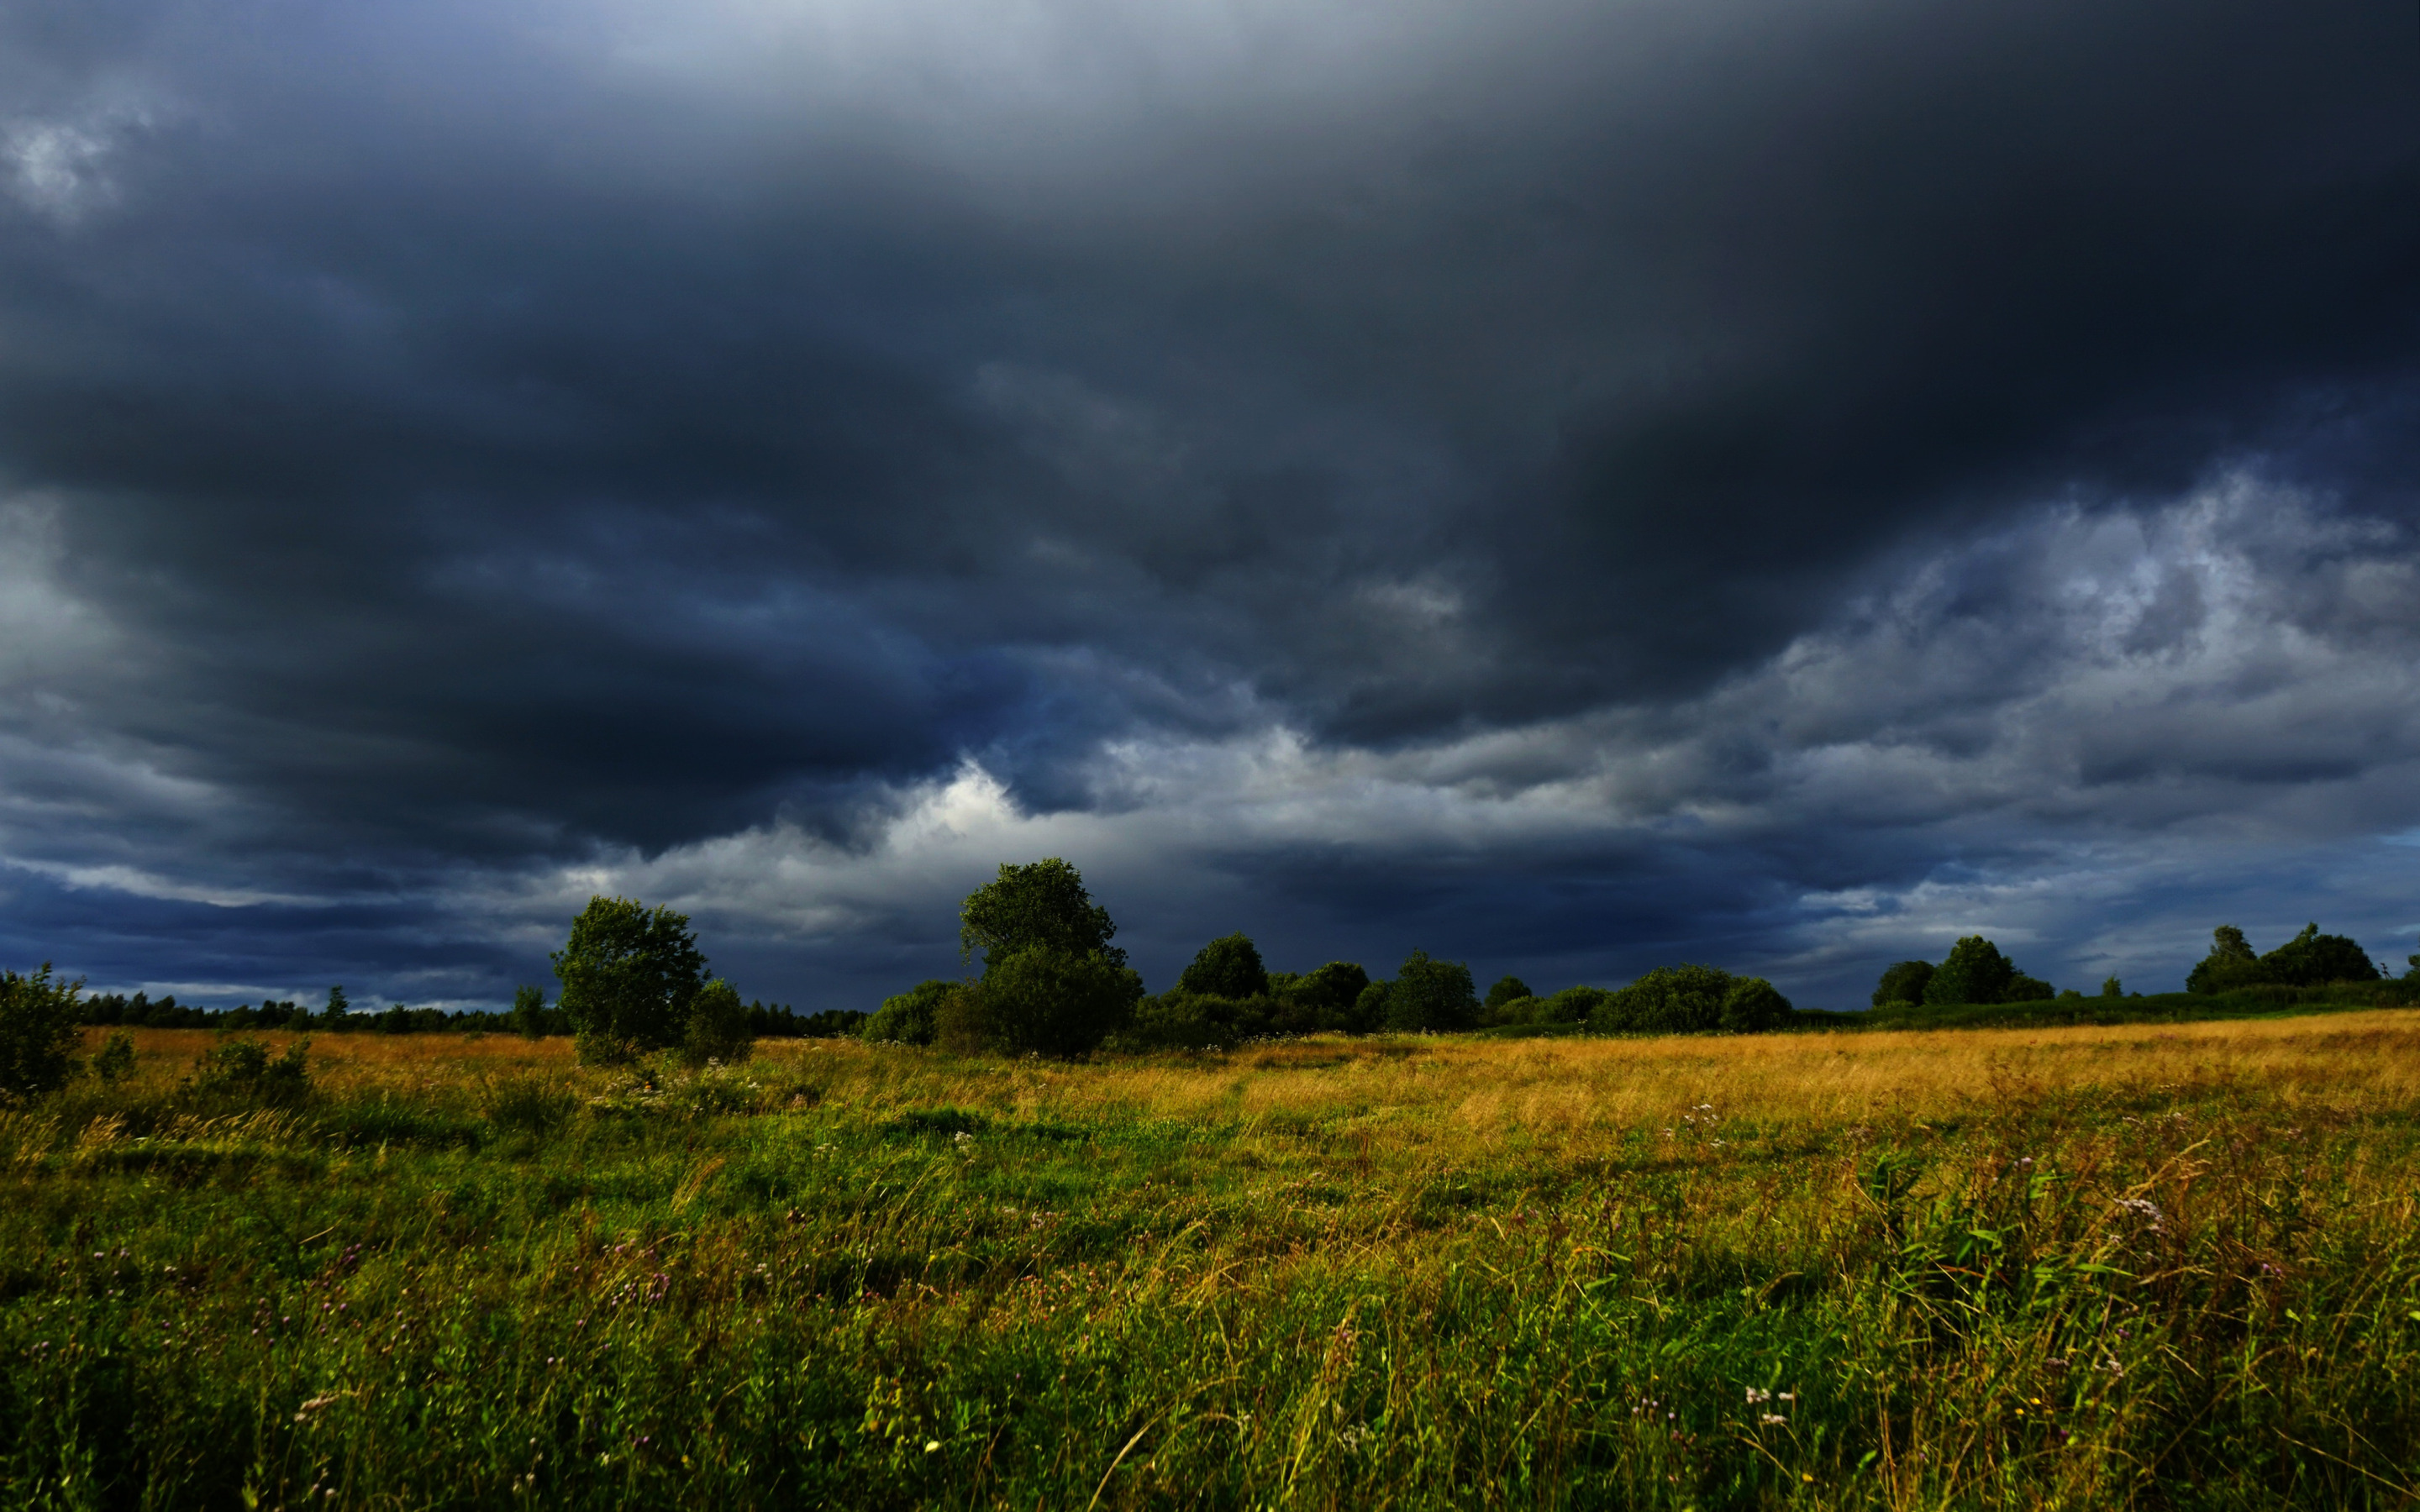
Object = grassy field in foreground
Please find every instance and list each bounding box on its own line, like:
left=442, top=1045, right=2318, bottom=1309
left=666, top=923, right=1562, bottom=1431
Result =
left=5, top=1017, right=2420, bottom=1509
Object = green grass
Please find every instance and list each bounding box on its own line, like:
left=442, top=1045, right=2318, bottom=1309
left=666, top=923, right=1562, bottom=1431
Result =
left=3, top=1020, right=2418, bottom=1509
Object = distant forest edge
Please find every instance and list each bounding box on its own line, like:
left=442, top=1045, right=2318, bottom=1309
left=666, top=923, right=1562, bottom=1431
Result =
left=40, top=862, right=2418, bottom=1047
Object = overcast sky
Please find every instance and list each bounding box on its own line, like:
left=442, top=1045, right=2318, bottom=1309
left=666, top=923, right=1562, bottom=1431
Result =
left=3, top=0, right=2416, bottom=1011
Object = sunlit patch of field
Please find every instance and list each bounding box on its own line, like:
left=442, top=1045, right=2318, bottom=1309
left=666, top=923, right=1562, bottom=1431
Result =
left=5, top=1016, right=2417, bottom=1507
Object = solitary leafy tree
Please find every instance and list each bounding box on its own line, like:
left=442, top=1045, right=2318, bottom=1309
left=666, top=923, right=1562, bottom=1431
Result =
left=950, top=860, right=1137, bottom=1056
left=960, top=859, right=1126, bottom=975
left=0, top=963, right=84, bottom=1100
left=551, top=896, right=709, bottom=1063
left=1923, top=937, right=2018, bottom=1006
left=325, top=984, right=350, bottom=1020
left=1177, top=933, right=1270, bottom=999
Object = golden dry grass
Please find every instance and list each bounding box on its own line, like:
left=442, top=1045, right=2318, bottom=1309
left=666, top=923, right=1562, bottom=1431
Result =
left=105, top=1009, right=2420, bottom=1133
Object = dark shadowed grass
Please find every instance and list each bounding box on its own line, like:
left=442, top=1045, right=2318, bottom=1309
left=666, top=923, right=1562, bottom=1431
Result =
left=2, top=1018, right=2417, bottom=1508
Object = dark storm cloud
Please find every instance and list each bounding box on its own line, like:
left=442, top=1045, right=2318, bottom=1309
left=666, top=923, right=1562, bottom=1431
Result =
left=0, top=0, right=2415, bottom=1005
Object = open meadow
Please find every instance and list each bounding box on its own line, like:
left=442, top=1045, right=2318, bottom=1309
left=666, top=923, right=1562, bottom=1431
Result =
left=6, top=1015, right=2420, bottom=1509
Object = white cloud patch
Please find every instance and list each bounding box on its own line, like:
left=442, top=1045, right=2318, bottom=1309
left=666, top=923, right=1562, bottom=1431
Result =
left=2, top=107, right=152, bottom=225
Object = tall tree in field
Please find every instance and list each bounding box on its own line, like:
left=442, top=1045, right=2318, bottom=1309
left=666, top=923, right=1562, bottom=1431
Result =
left=551, top=896, right=708, bottom=1063
left=959, top=859, right=1126, bottom=974
left=952, top=859, right=1137, bottom=1055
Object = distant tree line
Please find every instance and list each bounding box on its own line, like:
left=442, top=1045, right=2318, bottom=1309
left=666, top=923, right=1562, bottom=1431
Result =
left=859, top=858, right=1797, bottom=1057
left=71, top=970, right=865, bottom=1043
left=17, top=863, right=2415, bottom=1092
left=2182, top=923, right=2388, bottom=994
left=1870, top=921, right=2407, bottom=1009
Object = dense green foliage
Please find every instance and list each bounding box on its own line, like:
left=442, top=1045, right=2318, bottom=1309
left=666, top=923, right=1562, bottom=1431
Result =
left=1589, top=965, right=1792, bottom=1035
left=0, top=963, right=84, bottom=1101
left=2187, top=922, right=2382, bottom=994
left=1126, top=947, right=1381, bottom=1049
left=1871, top=959, right=1934, bottom=1007
left=1918, top=937, right=2053, bottom=1006
left=681, top=979, right=755, bottom=1067
left=511, top=984, right=554, bottom=1040
left=2186, top=925, right=2263, bottom=995
left=1176, top=933, right=1270, bottom=1000
left=955, top=946, right=1141, bottom=1058
left=1383, top=951, right=1478, bottom=1033
left=958, top=859, right=1126, bottom=975
left=551, top=897, right=713, bottom=1063
left=1483, top=975, right=1531, bottom=1010
left=1807, top=978, right=2420, bottom=1032
left=1281, top=961, right=1374, bottom=1028
left=863, top=980, right=955, bottom=1046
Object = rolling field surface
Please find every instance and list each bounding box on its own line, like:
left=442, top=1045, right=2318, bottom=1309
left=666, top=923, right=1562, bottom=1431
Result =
left=5, top=1016, right=2419, bottom=1509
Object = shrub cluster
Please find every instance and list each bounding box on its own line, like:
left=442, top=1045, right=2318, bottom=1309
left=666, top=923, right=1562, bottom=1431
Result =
left=2185, top=922, right=2382, bottom=994
left=1870, top=937, right=2055, bottom=1008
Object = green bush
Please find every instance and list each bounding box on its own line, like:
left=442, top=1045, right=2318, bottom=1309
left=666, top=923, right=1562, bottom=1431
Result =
left=933, top=981, right=992, bottom=1053
left=510, top=984, right=550, bottom=1039
left=2260, top=923, right=2380, bottom=987
left=91, top=1030, right=136, bottom=1087
left=1870, top=959, right=1934, bottom=1006
left=681, top=977, right=754, bottom=1066
left=1591, top=966, right=1791, bottom=1036
left=1281, top=962, right=1373, bottom=1032
left=863, top=980, right=955, bottom=1046
left=1384, top=952, right=1477, bottom=1033
left=0, top=963, right=86, bottom=1100
left=1177, top=933, right=1270, bottom=999
left=189, top=1037, right=312, bottom=1104
left=1718, top=975, right=1793, bottom=1032
left=2186, top=922, right=2379, bottom=994
left=963, top=946, right=1138, bottom=1058
left=1480, top=994, right=1542, bottom=1027
left=1537, top=985, right=1607, bottom=1025
left=1350, top=979, right=1392, bottom=1032
left=483, top=1075, right=577, bottom=1134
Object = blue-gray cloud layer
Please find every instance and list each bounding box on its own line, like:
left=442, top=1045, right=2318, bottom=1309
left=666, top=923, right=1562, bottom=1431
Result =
left=2, top=0, right=2416, bottom=1007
